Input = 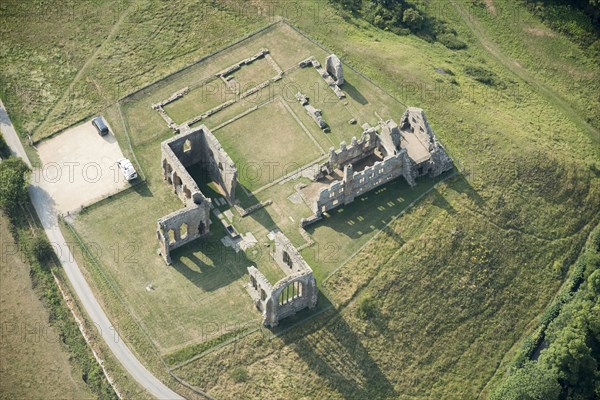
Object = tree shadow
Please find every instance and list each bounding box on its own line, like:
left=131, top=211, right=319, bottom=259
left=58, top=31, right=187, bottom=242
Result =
left=342, top=80, right=369, bottom=106
left=280, top=307, right=397, bottom=399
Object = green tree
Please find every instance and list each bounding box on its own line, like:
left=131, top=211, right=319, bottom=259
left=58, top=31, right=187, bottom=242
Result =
left=402, top=8, right=423, bottom=31
left=491, top=361, right=561, bottom=400
left=29, top=234, right=55, bottom=265
left=0, top=157, right=30, bottom=215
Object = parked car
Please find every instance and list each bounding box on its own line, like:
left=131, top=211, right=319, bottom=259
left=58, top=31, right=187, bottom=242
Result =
left=92, top=116, right=109, bottom=136
left=117, top=158, right=138, bottom=181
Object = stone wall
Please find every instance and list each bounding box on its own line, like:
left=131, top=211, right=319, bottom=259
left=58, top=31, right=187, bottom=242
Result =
left=325, top=129, right=379, bottom=171
left=246, top=232, right=317, bottom=327
left=157, top=124, right=237, bottom=263
left=157, top=205, right=211, bottom=264
left=325, top=54, right=344, bottom=85
left=199, top=128, right=237, bottom=204
left=161, top=132, right=207, bottom=207
left=305, top=109, right=453, bottom=221
left=271, top=231, right=311, bottom=274
left=398, top=107, right=453, bottom=178
left=313, top=149, right=412, bottom=216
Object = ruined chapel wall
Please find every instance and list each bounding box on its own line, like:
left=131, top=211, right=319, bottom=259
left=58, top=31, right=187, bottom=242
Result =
left=327, top=131, right=379, bottom=170
left=315, top=150, right=410, bottom=215
left=198, top=128, right=237, bottom=203
left=161, top=141, right=205, bottom=206
left=271, top=231, right=311, bottom=274
left=157, top=204, right=211, bottom=264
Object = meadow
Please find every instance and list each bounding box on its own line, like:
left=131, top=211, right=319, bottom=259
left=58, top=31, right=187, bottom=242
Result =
left=0, top=214, right=93, bottom=400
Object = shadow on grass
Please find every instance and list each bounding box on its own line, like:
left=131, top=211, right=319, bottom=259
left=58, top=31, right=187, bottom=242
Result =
left=170, top=215, right=250, bottom=292
left=448, top=173, right=485, bottom=207
left=131, top=180, right=153, bottom=197
left=342, top=80, right=369, bottom=106
left=278, top=306, right=397, bottom=399
left=305, top=174, right=439, bottom=240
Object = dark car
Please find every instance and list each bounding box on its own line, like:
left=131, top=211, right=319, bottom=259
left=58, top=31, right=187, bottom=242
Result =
left=91, top=116, right=109, bottom=136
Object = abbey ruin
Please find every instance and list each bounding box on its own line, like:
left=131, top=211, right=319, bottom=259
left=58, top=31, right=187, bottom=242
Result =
left=300, top=107, right=453, bottom=225
left=154, top=50, right=452, bottom=327
left=157, top=124, right=237, bottom=264
left=247, top=231, right=318, bottom=327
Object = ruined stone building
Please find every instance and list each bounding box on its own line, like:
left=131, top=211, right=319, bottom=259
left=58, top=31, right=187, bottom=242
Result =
left=153, top=50, right=452, bottom=327
left=157, top=124, right=237, bottom=263
left=301, top=107, right=453, bottom=223
left=247, top=231, right=318, bottom=327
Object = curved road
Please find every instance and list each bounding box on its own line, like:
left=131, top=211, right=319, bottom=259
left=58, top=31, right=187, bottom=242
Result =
left=0, top=100, right=184, bottom=400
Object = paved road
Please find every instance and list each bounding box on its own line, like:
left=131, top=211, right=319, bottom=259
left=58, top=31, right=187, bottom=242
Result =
left=0, top=99, right=30, bottom=167
left=1, top=100, right=184, bottom=400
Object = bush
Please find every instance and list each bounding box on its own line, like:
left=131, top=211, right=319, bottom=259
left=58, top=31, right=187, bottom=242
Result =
left=403, top=8, right=424, bottom=31
left=0, top=134, right=10, bottom=158
left=438, top=33, right=467, bottom=50
left=355, top=296, right=378, bottom=319
left=0, top=157, right=30, bottom=216
left=464, top=65, right=501, bottom=86
left=230, top=366, right=249, bottom=383
left=491, top=361, right=561, bottom=400
left=29, top=234, right=55, bottom=265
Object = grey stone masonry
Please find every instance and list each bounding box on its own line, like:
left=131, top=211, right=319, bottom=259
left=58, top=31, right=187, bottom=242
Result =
left=246, top=231, right=317, bottom=327
left=157, top=124, right=238, bottom=263
left=305, top=108, right=453, bottom=221
left=325, top=54, right=344, bottom=85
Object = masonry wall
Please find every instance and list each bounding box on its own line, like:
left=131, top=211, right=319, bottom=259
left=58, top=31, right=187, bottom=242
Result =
left=314, top=149, right=413, bottom=216
left=161, top=134, right=207, bottom=207
left=199, top=128, right=237, bottom=204
left=162, top=125, right=237, bottom=205
left=271, top=231, right=311, bottom=274
left=157, top=205, right=211, bottom=264
left=246, top=232, right=317, bottom=327
left=326, top=130, right=379, bottom=170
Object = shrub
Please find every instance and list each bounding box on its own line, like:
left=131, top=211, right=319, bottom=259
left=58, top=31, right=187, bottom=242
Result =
left=491, top=361, right=561, bottom=400
left=29, top=234, right=55, bottom=265
left=355, top=296, right=378, bottom=319
left=0, top=157, right=30, bottom=216
left=438, top=33, right=467, bottom=50
left=403, top=8, right=424, bottom=31
left=230, top=366, right=249, bottom=383
left=0, top=134, right=10, bottom=158
left=464, top=65, right=501, bottom=86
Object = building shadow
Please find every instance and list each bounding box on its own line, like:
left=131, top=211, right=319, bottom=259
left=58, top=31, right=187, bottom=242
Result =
left=342, top=81, right=369, bottom=106
left=131, top=180, right=153, bottom=197
left=169, top=215, right=249, bottom=292
left=279, top=307, right=397, bottom=399
left=304, top=176, right=424, bottom=240
left=448, top=173, right=485, bottom=207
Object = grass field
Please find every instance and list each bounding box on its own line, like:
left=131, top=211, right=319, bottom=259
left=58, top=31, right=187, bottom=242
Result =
left=213, top=98, right=323, bottom=191
left=3, top=0, right=599, bottom=398
left=0, top=213, right=93, bottom=400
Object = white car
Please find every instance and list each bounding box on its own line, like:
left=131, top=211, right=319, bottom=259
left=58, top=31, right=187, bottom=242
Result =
left=117, top=158, right=138, bottom=181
